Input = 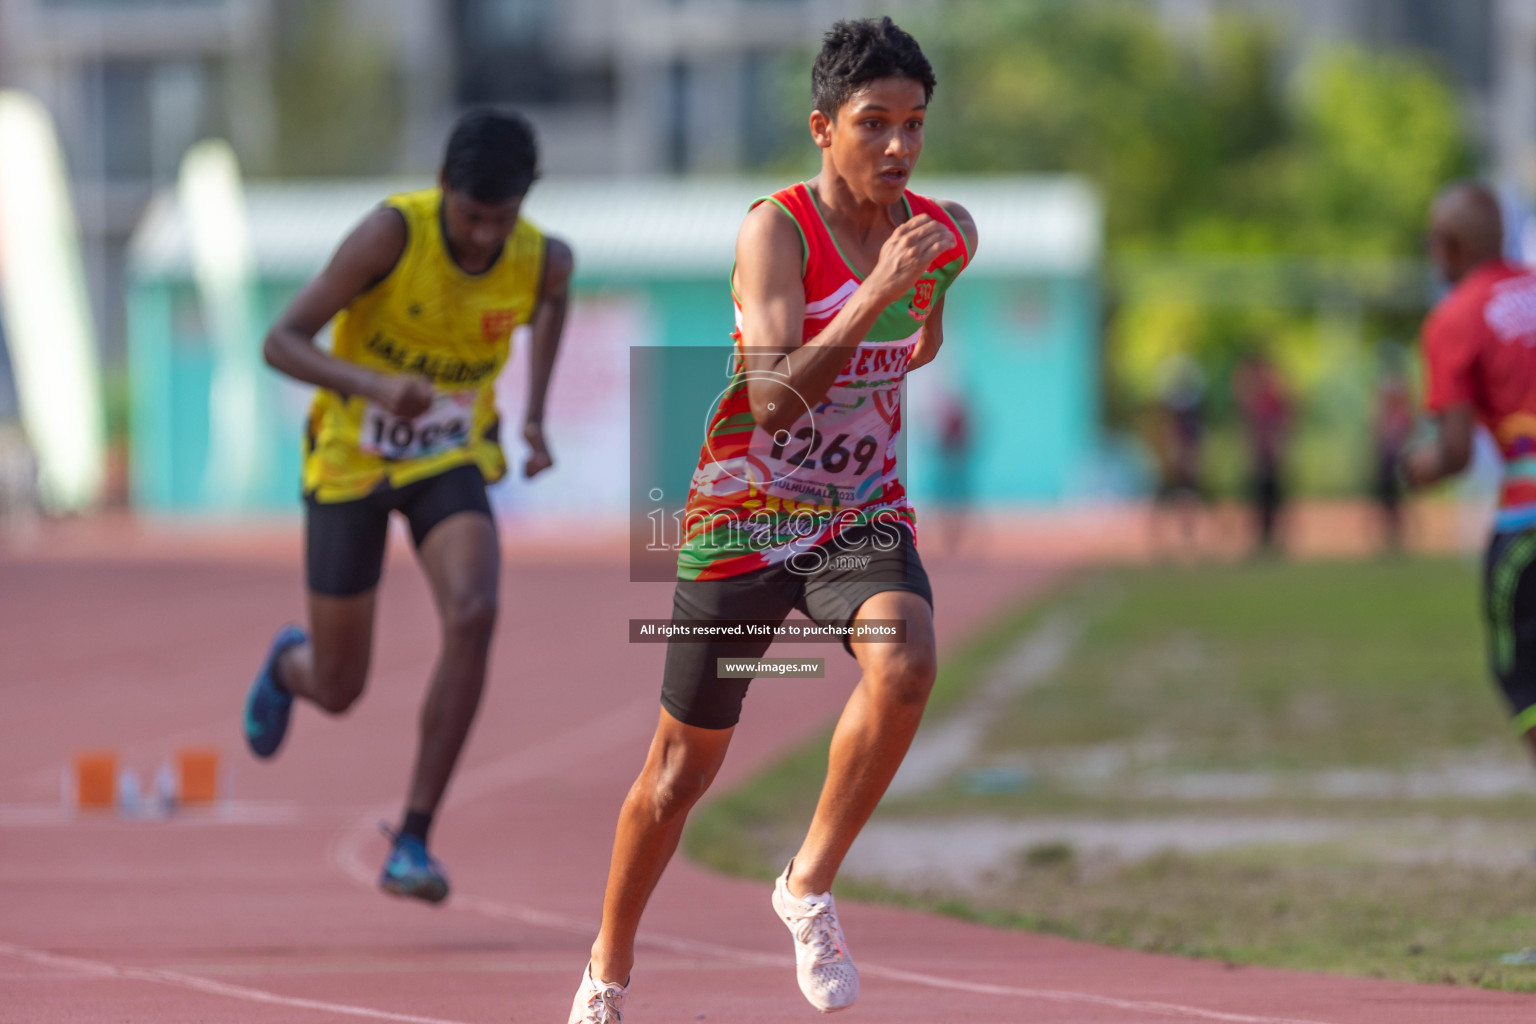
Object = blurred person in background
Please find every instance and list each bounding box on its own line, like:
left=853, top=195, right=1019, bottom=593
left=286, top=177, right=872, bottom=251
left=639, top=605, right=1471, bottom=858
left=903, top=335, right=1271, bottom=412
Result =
left=1234, top=351, right=1292, bottom=555
left=1406, top=180, right=1536, bottom=764
left=242, top=109, right=573, bottom=903
left=0, top=324, right=36, bottom=528
left=1371, top=347, right=1415, bottom=552
left=0, top=421, right=39, bottom=528
left=1149, top=353, right=1208, bottom=558
left=933, top=387, right=972, bottom=554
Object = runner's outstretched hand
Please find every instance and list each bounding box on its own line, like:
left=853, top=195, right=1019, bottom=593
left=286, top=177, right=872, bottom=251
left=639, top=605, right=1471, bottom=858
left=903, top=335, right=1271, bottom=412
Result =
left=523, top=421, right=554, bottom=478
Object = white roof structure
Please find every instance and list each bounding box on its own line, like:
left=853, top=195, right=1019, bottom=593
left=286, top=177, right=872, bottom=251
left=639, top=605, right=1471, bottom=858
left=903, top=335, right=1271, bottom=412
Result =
left=129, top=175, right=1100, bottom=281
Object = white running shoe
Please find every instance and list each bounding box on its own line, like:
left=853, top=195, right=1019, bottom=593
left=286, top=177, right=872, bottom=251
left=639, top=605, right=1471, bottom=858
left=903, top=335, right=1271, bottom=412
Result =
left=568, top=961, right=628, bottom=1024
left=771, top=864, right=859, bottom=1013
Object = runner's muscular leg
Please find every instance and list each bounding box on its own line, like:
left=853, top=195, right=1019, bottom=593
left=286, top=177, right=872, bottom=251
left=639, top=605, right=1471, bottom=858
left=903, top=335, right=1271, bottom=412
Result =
left=789, top=589, right=936, bottom=897
left=277, top=590, right=377, bottom=714
left=590, top=708, right=734, bottom=985
left=406, top=510, right=500, bottom=817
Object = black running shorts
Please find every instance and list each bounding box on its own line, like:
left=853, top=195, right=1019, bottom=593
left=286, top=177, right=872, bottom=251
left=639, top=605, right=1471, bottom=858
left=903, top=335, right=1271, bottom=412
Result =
left=659, top=523, right=932, bottom=730
left=1484, top=528, right=1536, bottom=735
left=305, top=464, right=494, bottom=597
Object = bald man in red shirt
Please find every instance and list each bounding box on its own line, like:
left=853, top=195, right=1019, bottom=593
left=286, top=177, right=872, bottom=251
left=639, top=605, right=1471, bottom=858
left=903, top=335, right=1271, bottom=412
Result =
left=1406, top=180, right=1536, bottom=758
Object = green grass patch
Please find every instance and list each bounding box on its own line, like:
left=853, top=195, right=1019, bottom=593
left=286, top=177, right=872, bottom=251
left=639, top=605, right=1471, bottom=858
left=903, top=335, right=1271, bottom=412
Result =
left=686, top=557, right=1536, bottom=991
left=835, top=851, right=1536, bottom=990
left=986, top=558, right=1498, bottom=770
left=683, top=586, right=1064, bottom=878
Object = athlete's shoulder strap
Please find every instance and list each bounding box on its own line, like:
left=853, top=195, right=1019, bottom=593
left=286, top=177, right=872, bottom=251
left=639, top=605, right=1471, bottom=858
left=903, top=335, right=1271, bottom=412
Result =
left=510, top=215, right=547, bottom=305
left=382, top=187, right=438, bottom=226
left=350, top=189, right=432, bottom=293
left=510, top=213, right=545, bottom=277
left=747, top=182, right=814, bottom=279
left=905, top=190, right=971, bottom=271
left=377, top=187, right=441, bottom=263
left=514, top=212, right=544, bottom=246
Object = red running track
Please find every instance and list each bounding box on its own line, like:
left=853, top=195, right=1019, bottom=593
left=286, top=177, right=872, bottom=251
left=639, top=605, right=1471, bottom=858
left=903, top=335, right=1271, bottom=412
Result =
left=1, top=528, right=1530, bottom=1023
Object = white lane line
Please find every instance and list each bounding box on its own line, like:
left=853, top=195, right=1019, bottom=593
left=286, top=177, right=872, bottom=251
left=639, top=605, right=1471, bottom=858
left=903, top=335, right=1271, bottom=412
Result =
left=324, top=700, right=1344, bottom=1024
left=449, top=889, right=1336, bottom=1024
left=858, top=963, right=1338, bottom=1024
left=0, top=942, right=476, bottom=1024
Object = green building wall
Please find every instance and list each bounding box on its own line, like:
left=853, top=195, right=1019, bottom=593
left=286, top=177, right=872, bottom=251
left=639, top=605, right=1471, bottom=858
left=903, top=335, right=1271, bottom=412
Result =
left=126, top=266, right=1098, bottom=514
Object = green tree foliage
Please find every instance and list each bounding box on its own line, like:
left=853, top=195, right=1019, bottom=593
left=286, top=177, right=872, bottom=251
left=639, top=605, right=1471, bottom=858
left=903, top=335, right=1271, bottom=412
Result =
left=920, top=2, right=1289, bottom=249
left=865, top=1, right=1473, bottom=493
left=1286, top=48, right=1470, bottom=258
left=916, top=0, right=1469, bottom=261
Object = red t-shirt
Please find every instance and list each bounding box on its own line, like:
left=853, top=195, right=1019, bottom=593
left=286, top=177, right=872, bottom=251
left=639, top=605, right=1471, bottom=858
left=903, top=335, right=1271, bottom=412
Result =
left=1422, top=259, right=1536, bottom=529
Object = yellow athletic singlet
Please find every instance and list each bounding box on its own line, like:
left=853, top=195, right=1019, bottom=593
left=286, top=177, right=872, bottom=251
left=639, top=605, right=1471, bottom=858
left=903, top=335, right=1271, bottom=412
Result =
left=302, top=188, right=545, bottom=503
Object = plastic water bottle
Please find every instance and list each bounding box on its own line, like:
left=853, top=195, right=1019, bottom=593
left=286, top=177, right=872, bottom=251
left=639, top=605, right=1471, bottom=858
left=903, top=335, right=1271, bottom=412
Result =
left=153, top=760, right=178, bottom=815
left=116, top=766, right=143, bottom=816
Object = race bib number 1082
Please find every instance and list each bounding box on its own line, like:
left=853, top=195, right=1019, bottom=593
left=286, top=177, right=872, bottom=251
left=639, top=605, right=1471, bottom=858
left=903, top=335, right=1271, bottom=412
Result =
left=360, top=391, right=475, bottom=461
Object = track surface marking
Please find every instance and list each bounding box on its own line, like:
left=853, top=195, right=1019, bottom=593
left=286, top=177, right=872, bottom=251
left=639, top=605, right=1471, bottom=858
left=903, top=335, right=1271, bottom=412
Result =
left=2, top=538, right=1531, bottom=1021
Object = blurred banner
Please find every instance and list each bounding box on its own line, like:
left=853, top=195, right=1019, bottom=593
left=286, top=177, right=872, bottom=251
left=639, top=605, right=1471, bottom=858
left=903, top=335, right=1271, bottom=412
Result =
left=178, top=139, right=265, bottom=509
left=492, top=297, right=638, bottom=519
left=0, top=90, right=106, bottom=512
left=126, top=175, right=1102, bottom=518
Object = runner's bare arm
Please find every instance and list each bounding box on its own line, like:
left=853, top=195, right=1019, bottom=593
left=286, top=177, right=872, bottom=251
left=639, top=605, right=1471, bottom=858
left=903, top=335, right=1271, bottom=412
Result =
left=521, top=236, right=573, bottom=478
left=739, top=204, right=956, bottom=435
left=1403, top=403, right=1474, bottom=488
left=909, top=201, right=977, bottom=372
left=262, top=207, right=432, bottom=419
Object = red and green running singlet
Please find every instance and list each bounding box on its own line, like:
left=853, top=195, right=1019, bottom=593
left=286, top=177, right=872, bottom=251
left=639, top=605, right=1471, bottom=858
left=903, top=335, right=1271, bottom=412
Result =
left=676, top=182, right=970, bottom=580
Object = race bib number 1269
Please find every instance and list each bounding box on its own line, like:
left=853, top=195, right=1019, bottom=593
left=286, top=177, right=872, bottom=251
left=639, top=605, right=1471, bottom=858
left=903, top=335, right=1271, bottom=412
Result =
left=360, top=391, right=475, bottom=461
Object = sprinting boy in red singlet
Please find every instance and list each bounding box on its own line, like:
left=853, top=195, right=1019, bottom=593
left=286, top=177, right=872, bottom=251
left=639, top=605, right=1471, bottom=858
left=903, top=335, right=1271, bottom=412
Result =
left=567, top=18, right=977, bottom=1022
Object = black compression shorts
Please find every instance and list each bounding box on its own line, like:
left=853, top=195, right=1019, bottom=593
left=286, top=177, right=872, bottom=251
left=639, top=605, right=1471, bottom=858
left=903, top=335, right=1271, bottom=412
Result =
left=659, top=523, right=932, bottom=730
left=305, top=464, right=494, bottom=597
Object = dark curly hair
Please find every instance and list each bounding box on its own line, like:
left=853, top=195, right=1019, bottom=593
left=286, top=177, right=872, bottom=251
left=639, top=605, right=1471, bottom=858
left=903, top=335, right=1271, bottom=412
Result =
left=442, top=108, right=539, bottom=203
left=811, top=17, right=936, bottom=118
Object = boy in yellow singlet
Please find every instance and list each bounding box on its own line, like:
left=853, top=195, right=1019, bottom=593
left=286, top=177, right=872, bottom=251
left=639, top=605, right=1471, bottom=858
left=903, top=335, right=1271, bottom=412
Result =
left=243, top=109, right=573, bottom=902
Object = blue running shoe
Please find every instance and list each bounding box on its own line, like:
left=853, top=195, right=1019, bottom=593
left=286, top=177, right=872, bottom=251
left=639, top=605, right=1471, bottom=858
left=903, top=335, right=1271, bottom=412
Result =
left=243, top=624, right=305, bottom=759
left=379, top=825, right=450, bottom=903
